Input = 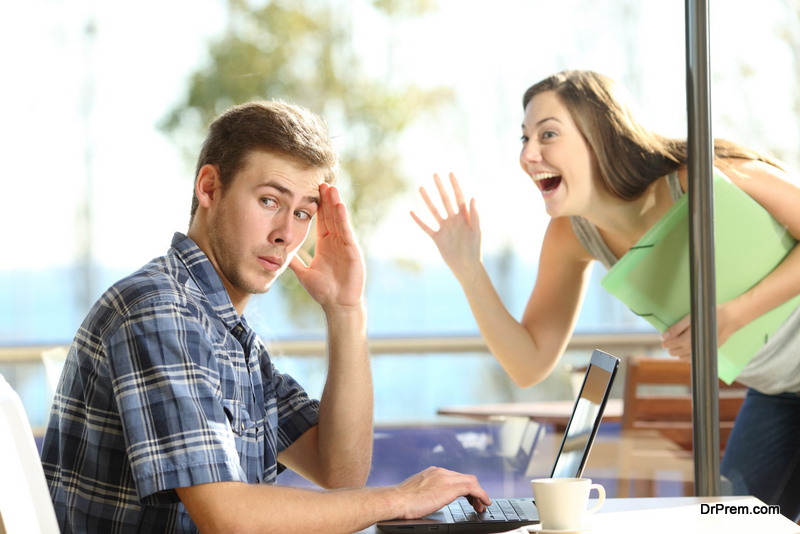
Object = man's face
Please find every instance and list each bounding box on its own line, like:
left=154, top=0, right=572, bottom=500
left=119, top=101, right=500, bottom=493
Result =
left=207, top=150, right=323, bottom=305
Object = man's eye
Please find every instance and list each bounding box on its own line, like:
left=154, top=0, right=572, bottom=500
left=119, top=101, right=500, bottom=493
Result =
left=295, top=211, right=311, bottom=221
left=261, top=198, right=277, bottom=207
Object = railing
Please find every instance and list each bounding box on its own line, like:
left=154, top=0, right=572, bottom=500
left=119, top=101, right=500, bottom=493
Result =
left=0, top=331, right=663, bottom=362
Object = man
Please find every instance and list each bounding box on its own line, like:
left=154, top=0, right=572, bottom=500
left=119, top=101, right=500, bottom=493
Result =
left=41, top=100, right=490, bottom=533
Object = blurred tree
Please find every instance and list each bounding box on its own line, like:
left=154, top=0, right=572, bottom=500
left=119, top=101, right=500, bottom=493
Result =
left=160, top=0, right=451, bottom=323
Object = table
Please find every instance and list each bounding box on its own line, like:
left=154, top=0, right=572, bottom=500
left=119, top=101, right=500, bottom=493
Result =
left=437, top=398, right=623, bottom=430
left=357, top=496, right=800, bottom=533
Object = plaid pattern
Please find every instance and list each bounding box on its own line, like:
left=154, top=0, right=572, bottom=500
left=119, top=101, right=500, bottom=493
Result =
left=41, top=233, right=320, bottom=533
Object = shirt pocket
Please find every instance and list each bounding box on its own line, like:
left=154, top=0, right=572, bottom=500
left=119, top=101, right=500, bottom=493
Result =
left=222, top=399, right=256, bottom=436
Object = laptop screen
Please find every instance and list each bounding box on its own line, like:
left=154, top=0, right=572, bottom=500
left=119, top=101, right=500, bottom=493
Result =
left=550, top=351, right=619, bottom=478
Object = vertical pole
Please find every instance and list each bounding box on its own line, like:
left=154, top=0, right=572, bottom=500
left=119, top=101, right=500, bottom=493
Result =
left=685, top=0, right=721, bottom=496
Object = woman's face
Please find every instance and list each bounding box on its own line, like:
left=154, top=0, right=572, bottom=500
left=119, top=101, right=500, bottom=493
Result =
left=519, top=90, right=598, bottom=218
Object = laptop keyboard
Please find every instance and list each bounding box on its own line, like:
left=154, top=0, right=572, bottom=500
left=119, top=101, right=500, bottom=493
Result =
left=447, top=498, right=529, bottom=523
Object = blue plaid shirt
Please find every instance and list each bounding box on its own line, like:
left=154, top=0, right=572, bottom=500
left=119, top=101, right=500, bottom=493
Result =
left=41, top=233, right=320, bottom=533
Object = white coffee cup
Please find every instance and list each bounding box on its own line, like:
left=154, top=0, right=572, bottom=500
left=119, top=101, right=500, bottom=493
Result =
left=530, top=477, right=605, bottom=530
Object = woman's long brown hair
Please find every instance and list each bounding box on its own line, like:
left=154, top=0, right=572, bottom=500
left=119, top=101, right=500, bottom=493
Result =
left=523, top=70, right=784, bottom=200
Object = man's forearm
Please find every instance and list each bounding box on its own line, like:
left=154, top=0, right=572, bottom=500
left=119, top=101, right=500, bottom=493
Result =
left=318, top=302, right=373, bottom=486
left=178, top=479, right=398, bottom=534
left=178, top=466, right=492, bottom=534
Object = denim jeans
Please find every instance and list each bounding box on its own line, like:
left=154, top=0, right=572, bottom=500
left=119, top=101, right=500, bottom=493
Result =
left=721, top=388, right=800, bottom=521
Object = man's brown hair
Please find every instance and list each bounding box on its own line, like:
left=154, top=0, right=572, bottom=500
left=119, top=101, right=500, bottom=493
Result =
left=189, top=100, right=339, bottom=224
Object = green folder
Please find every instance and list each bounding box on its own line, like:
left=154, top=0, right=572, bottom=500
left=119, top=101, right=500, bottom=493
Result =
left=601, top=168, right=799, bottom=384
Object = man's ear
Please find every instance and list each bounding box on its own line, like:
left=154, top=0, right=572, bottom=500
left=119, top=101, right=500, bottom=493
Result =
left=195, top=164, right=222, bottom=208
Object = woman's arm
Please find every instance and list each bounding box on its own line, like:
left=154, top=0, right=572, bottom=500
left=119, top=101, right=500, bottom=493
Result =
left=411, top=173, right=594, bottom=387
left=662, top=159, right=800, bottom=357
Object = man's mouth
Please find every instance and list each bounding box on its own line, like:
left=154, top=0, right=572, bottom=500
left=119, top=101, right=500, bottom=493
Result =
left=533, top=172, right=562, bottom=193
left=258, top=256, right=283, bottom=272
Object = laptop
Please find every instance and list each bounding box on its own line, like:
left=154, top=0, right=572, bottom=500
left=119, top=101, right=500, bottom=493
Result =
left=376, top=349, right=620, bottom=534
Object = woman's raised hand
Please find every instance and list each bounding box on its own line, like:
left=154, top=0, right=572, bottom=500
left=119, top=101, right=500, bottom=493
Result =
left=410, top=172, right=483, bottom=284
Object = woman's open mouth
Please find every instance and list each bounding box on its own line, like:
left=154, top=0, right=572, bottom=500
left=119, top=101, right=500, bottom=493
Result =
left=533, top=172, right=562, bottom=193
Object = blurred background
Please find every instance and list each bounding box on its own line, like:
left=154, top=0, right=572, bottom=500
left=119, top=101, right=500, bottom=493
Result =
left=2, top=0, right=799, bottom=496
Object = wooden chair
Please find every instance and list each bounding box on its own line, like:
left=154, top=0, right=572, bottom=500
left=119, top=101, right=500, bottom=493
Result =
left=616, top=355, right=747, bottom=497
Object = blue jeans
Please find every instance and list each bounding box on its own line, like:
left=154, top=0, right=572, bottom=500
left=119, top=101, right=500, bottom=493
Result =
left=721, top=388, right=800, bottom=521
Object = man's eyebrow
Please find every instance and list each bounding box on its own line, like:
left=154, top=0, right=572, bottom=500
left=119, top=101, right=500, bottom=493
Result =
left=258, top=181, right=321, bottom=206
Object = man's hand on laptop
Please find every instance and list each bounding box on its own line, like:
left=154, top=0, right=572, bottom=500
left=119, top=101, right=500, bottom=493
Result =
left=389, top=466, right=492, bottom=519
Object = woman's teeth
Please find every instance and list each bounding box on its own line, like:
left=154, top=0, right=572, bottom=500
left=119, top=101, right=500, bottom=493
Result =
left=534, top=173, right=562, bottom=193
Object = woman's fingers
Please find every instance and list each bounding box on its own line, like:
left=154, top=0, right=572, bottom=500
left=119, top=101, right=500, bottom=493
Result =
left=415, top=173, right=476, bottom=233
left=469, top=197, right=480, bottom=230
left=449, top=172, right=468, bottom=213
left=410, top=210, right=436, bottom=237
left=433, top=173, right=456, bottom=216
left=419, top=186, right=444, bottom=223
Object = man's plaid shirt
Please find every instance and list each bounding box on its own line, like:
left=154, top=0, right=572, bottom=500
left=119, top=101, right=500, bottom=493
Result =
left=41, top=233, right=320, bottom=533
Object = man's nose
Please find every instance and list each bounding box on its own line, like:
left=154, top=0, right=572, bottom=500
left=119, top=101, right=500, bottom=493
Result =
left=269, top=211, right=295, bottom=245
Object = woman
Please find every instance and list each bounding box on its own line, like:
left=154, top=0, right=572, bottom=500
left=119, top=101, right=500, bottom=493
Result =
left=411, top=70, right=800, bottom=519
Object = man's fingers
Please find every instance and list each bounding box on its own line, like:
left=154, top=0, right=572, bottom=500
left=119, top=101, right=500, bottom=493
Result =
left=466, top=496, right=487, bottom=513
left=317, top=182, right=333, bottom=237
left=317, top=184, right=357, bottom=245
left=326, top=184, right=344, bottom=237
left=333, top=201, right=355, bottom=245
left=425, top=468, right=491, bottom=508
left=288, top=254, right=308, bottom=277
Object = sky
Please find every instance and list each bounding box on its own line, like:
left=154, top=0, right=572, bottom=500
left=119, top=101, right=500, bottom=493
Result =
left=2, top=0, right=798, bottom=274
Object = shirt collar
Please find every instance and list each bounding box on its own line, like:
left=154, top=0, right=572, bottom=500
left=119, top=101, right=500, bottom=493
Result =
left=169, top=232, right=242, bottom=330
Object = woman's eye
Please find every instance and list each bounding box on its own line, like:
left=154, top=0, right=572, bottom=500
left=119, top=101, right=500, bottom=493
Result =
left=541, top=131, right=557, bottom=140
left=520, top=135, right=529, bottom=144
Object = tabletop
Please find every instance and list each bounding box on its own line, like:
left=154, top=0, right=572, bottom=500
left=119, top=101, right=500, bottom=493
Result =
left=437, top=398, right=624, bottom=429
left=357, top=496, right=800, bottom=534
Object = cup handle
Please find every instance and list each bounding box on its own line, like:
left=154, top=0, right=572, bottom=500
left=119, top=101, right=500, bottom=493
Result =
left=586, top=484, right=606, bottom=515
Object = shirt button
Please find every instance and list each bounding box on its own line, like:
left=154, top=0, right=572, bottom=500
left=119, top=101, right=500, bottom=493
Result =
left=241, top=422, right=245, bottom=431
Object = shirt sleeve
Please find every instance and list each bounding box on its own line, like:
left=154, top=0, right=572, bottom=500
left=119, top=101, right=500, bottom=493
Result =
left=256, top=333, right=320, bottom=457
left=106, top=296, right=247, bottom=502
left=266, top=359, right=320, bottom=455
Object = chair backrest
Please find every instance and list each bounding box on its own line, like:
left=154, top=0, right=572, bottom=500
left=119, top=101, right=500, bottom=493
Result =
left=621, top=356, right=747, bottom=451
left=0, top=374, right=60, bottom=534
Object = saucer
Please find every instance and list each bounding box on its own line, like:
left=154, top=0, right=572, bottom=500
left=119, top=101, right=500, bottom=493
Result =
left=526, top=525, right=591, bottom=534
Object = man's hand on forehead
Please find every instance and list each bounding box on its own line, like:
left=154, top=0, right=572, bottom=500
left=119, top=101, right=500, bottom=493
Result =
left=288, top=183, right=365, bottom=312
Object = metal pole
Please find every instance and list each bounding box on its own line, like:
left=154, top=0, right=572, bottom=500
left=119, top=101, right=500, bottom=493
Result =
left=685, top=0, right=721, bottom=496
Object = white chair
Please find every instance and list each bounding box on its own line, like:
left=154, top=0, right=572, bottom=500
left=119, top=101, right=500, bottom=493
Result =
left=41, top=347, right=68, bottom=417
left=0, top=374, right=60, bottom=533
